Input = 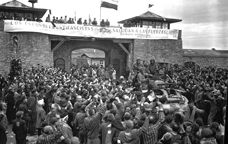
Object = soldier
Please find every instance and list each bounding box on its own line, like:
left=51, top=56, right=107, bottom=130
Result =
left=148, top=59, right=157, bottom=76
left=133, top=59, right=144, bottom=74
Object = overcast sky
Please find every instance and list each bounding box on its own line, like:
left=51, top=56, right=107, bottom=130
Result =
left=2, top=0, right=228, bottom=50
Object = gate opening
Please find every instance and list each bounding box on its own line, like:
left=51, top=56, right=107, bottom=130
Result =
left=71, top=48, right=105, bottom=69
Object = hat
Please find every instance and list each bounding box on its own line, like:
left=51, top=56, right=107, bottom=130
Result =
left=16, top=111, right=24, bottom=118
left=123, top=112, right=131, bottom=120
left=43, top=126, right=53, bottom=134
left=120, top=76, right=124, bottom=79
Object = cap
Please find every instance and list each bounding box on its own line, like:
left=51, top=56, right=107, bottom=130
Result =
left=16, top=111, right=24, bottom=117
left=43, top=126, right=53, bottom=134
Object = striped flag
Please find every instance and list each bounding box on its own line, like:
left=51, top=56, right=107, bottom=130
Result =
left=101, top=0, right=118, bottom=10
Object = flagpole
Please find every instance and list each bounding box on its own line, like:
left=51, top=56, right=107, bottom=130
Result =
left=100, top=0, right=102, bottom=22
left=100, top=6, right=102, bottom=22
left=74, top=11, right=77, bottom=22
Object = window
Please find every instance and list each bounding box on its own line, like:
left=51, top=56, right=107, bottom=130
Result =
left=100, top=60, right=103, bottom=65
left=156, top=22, right=162, bottom=29
left=162, top=23, right=168, bottom=29
left=151, top=22, right=156, bottom=28
left=142, top=21, right=149, bottom=28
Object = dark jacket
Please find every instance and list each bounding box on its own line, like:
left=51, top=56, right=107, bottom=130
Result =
left=101, top=123, right=119, bottom=144
left=12, top=119, right=27, bottom=139
left=0, top=124, right=7, bottom=144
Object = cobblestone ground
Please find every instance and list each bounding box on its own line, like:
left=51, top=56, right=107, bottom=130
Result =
left=7, top=125, right=38, bottom=144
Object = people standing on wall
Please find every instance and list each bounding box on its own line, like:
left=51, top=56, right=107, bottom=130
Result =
left=64, top=16, right=68, bottom=24
left=100, top=19, right=105, bottom=27
left=77, top=18, right=82, bottom=25
left=59, top=17, right=64, bottom=23
left=92, top=18, right=97, bottom=26
left=105, top=19, right=110, bottom=27
left=55, top=17, right=59, bottom=23
left=45, top=14, right=51, bottom=22
left=67, top=18, right=75, bottom=24
left=83, top=20, right=88, bottom=25
left=52, top=16, right=56, bottom=23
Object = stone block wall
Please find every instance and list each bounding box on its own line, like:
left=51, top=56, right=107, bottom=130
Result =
left=0, top=32, right=12, bottom=76
left=10, top=32, right=53, bottom=69
left=134, top=39, right=183, bottom=64
left=0, top=32, right=53, bottom=76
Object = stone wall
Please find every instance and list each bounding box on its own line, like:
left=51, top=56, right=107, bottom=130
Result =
left=1, top=29, right=227, bottom=78
left=0, top=32, right=12, bottom=76
left=0, top=32, right=53, bottom=75
left=10, top=32, right=53, bottom=68
left=184, top=56, right=228, bottom=68
left=134, top=39, right=183, bottom=64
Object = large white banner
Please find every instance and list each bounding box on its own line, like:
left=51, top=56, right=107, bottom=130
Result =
left=4, top=20, right=179, bottom=40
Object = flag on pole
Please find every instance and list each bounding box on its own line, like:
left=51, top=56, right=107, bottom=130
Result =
left=149, top=4, right=154, bottom=8
left=101, top=0, right=118, bottom=10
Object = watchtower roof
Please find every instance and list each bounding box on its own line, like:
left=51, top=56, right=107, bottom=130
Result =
left=119, top=11, right=182, bottom=24
left=0, top=0, right=48, bottom=18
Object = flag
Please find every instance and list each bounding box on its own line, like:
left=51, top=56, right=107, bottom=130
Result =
left=101, top=0, right=118, bottom=10
left=149, top=4, right=154, bottom=8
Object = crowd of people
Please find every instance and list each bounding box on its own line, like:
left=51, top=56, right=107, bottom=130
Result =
left=46, top=15, right=110, bottom=27
left=0, top=58, right=227, bottom=144
left=0, top=12, right=111, bottom=27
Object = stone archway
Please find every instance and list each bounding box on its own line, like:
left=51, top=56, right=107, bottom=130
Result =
left=52, top=39, right=133, bottom=76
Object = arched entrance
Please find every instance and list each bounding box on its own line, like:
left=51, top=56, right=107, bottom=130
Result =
left=52, top=38, right=133, bottom=77
left=71, top=48, right=105, bottom=68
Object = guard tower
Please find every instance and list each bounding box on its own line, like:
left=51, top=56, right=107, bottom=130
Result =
left=119, top=11, right=183, bottom=65
left=119, top=11, right=181, bottom=29
left=0, top=0, right=47, bottom=21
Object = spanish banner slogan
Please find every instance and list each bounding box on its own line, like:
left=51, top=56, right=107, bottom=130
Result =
left=4, top=20, right=179, bottom=40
